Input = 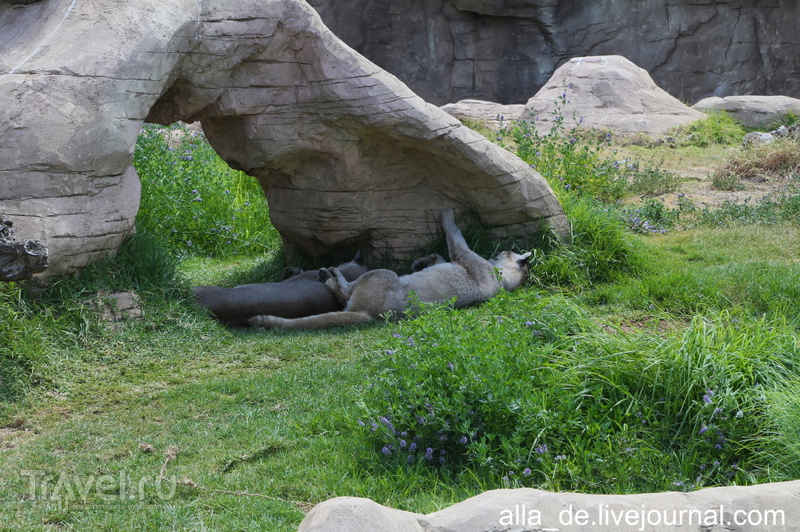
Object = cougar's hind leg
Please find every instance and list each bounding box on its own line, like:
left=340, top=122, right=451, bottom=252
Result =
left=249, top=311, right=374, bottom=330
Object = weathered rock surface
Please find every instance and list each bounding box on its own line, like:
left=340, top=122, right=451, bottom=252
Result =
left=100, top=291, right=142, bottom=322
left=521, top=56, right=705, bottom=136
left=308, top=1, right=800, bottom=107
left=742, top=124, right=800, bottom=147
left=0, top=0, right=568, bottom=279
left=0, top=214, right=48, bottom=281
left=693, top=95, right=800, bottom=128
left=440, top=99, right=525, bottom=129
left=298, top=482, right=800, bottom=532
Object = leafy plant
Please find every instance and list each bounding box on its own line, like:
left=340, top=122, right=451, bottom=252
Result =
left=528, top=194, right=644, bottom=288
left=670, top=111, right=746, bottom=147
left=133, top=124, right=280, bottom=257
left=509, top=93, right=625, bottom=202
left=710, top=171, right=746, bottom=191
left=360, top=297, right=791, bottom=492
left=505, top=87, right=681, bottom=202
left=620, top=199, right=677, bottom=234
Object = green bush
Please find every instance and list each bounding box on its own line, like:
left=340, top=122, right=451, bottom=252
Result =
left=360, top=298, right=796, bottom=493
left=620, top=198, right=681, bottom=234
left=528, top=194, right=644, bottom=288
left=511, top=109, right=626, bottom=202
left=42, top=230, right=187, bottom=304
left=134, top=124, right=280, bottom=257
left=670, top=111, right=746, bottom=147
left=507, top=88, right=680, bottom=201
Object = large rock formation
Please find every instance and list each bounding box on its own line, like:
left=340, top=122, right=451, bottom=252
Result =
left=521, top=56, right=706, bottom=136
left=307, top=0, right=800, bottom=106
left=0, top=214, right=47, bottom=281
left=0, top=0, right=568, bottom=279
left=298, top=482, right=800, bottom=532
left=440, top=100, right=526, bottom=129
left=693, top=95, right=800, bottom=128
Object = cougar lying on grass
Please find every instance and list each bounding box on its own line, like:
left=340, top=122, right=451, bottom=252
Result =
left=193, top=253, right=369, bottom=328
left=249, top=209, right=531, bottom=330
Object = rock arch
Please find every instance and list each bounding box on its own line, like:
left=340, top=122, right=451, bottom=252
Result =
left=0, top=0, right=568, bottom=279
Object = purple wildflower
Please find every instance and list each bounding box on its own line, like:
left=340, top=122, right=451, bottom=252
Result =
left=425, top=447, right=433, bottom=461
left=379, top=416, right=395, bottom=433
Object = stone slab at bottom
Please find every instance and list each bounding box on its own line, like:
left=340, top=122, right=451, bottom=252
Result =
left=298, top=481, right=800, bottom=532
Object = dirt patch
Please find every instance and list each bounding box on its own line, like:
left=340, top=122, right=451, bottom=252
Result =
left=616, top=143, right=795, bottom=209
left=0, top=419, right=36, bottom=451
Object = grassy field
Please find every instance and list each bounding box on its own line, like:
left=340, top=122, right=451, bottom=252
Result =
left=1, top=114, right=799, bottom=531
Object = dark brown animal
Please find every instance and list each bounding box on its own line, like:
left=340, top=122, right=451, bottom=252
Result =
left=193, top=253, right=369, bottom=327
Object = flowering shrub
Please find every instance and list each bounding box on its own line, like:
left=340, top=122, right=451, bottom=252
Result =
left=359, top=295, right=790, bottom=492
left=620, top=199, right=679, bottom=234
left=509, top=101, right=626, bottom=202
left=505, top=86, right=678, bottom=202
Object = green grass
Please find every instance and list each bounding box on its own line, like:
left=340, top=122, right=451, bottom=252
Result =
left=668, top=110, right=747, bottom=147
left=134, top=124, right=280, bottom=257
left=2, top=123, right=800, bottom=531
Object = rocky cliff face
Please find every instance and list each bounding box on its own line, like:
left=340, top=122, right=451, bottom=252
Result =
left=308, top=0, right=800, bottom=106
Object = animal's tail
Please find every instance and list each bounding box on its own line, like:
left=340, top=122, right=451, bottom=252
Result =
left=249, top=311, right=373, bottom=330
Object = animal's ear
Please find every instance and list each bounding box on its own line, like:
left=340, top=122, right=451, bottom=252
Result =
left=517, top=251, right=532, bottom=265
left=352, top=250, right=364, bottom=265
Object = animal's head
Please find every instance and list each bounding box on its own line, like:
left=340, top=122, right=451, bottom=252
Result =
left=337, top=251, right=369, bottom=279
left=489, top=251, right=532, bottom=291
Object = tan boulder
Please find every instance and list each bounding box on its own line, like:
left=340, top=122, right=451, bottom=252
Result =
left=299, top=481, right=800, bottom=532
left=0, top=0, right=568, bottom=280
left=693, top=95, right=800, bottom=128
left=440, top=99, right=526, bottom=129
left=521, top=56, right=705, bottom=136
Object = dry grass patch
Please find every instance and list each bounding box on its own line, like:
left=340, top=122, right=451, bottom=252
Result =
left=714, top=138, right=800, bottom=189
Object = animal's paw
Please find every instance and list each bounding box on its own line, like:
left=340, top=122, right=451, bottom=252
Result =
left=248, top=315, right=280, bottom=328
left=440, top=208, right=455, bottom=224
left=318, top=267, right=332, bottom=283
left=319, top=267, right=342, bottom=289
